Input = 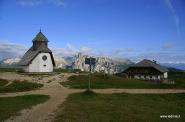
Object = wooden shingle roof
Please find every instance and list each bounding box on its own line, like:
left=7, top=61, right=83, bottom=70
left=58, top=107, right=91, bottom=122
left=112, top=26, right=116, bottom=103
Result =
left=32, top=32, right=48, bottom=42
left=18, top=32, right=55, bottom=66
left=125, top=59, right=168, bottom=73
left=18, top=46, right=55, bottom=66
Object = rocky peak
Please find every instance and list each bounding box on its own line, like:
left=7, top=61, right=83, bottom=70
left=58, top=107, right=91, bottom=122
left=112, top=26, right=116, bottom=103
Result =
left=72, top=53, right=133, bottom=74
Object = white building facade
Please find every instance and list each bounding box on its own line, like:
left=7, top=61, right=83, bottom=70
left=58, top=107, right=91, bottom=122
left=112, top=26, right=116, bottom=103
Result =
left=19, top=31, right=55, bottom=72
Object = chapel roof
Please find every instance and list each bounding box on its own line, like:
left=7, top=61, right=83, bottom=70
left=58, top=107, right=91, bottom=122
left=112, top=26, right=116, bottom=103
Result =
left=32, top=31, right=48, bottom=42
left=18, top=32, right=55, bottom=66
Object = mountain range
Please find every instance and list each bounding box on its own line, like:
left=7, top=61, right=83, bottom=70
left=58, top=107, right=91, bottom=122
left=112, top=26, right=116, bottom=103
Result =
left=1, top=52, right=185, bottom=72
left=0, top=52, right=133, bottom=74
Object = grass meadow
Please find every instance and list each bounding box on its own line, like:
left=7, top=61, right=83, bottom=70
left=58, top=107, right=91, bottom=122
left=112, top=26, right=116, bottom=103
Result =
left=55, top=91, right=184, bottom=122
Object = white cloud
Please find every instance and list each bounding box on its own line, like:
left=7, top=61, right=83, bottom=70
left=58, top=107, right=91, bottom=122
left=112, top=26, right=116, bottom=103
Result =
left=0, top=41, right=27, bottom=60
left=52, top=43, right=92, bottom=57
left=51, top=0, right=66, bottom=6
left=0, top=41, right=91, bottom=60
left=16, top=0, right=42, bottom=6
left=161, top=42, right=174, bottom=49
left=16, top=0, right=66, bottom=7
left=130, top=51, right=185, bottom=64
left=113, top=48, right=134, bottom=54
left=80, top=47, right=91, bottom=54
left=0, top=41, right=185, bottom=64
left=164, top=0, right=182, bottom=39
left=66, top=43, right=78, bottom=54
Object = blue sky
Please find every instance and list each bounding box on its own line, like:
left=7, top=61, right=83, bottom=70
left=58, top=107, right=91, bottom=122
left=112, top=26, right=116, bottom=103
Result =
left=0, top=0, right=185, bottom=63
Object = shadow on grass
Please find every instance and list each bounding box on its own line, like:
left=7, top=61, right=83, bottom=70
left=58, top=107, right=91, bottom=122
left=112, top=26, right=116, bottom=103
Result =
left=82, top=90, right=97, bottom=97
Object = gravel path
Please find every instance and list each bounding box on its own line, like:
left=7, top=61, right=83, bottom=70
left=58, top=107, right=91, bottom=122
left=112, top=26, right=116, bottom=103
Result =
left=0, top=72, right=185, bottom=122
left=93, top=88, right=185, bottom=94
left=0, top=73, right=83, bottom=122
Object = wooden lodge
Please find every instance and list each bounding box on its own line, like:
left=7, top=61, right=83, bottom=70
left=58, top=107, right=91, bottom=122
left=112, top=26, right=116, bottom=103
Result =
left=123, top=59, right=168, bottom=80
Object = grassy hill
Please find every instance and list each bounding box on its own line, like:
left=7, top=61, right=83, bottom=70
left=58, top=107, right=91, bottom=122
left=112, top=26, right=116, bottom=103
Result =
left=0, top=79, right=43, bottom=93
left=55, top=92, right=185, bottom=122
left=0, top=95, right=49, bottom=121
left=61, top=72, right=185, bottom=89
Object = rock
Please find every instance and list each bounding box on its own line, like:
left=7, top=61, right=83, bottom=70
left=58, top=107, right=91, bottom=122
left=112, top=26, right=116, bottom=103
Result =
left=53, top=56, right=67, bottom=68
left=71, top=53, right=133, bottom=74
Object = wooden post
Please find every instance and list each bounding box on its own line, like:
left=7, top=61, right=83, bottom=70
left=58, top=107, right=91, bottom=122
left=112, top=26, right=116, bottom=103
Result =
left=88, top=58, right=91, bottom=91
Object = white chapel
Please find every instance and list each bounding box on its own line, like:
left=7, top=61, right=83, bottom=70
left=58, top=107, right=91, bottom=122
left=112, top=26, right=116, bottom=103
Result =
left=18, top=31, right=55, bottom=72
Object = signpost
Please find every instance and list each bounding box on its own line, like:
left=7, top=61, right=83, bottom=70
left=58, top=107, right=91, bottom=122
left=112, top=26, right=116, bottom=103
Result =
left=85, top=57, right=96, bottom=90
left=103, top=62, right=109, bottom=79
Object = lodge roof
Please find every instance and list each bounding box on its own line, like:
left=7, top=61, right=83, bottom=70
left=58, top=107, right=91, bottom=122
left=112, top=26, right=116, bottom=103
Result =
left=125, top=59, right=168, bottom=73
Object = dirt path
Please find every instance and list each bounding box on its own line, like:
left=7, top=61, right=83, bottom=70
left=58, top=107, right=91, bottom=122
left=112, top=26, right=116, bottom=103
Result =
left=0, top=72, right=185, bottom=122
left=4, top=86, right=84, bottom=122
left=93, top=88, right=185, bottom=94
left=0, top=72, right=83, bottom=122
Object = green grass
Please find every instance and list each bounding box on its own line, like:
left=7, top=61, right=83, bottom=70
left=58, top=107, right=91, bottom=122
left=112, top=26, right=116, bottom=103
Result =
left=55, top=92, right=185, bottom=122
left=54, top=68, right=74, bottom=73
left=54, top=68, right=88, bottom=74
left=169, top=71, right=185, bottom=88
left=61, top=73, right=182, bottom=89
left=0, top=79, right=9, bottom=87
left=0, top=68, right=17, bottom=72
left=0, top=81, right=43, bottom=93
left=0, top=95, right=49, bottom=121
